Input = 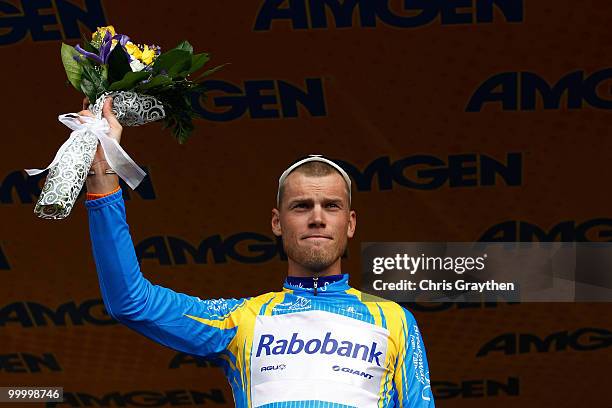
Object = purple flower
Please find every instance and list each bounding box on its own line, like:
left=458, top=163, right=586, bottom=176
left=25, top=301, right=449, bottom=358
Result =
left=75, top=31, right=127, bottom=65
left=97, top=30, right=114, bottom=64
left=75, top=44, right=103, bottom=64
left=113, top=34, right=131, bottom=47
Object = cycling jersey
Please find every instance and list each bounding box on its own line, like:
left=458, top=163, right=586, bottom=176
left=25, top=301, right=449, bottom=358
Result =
left=85, top=189, right=434, bottom=407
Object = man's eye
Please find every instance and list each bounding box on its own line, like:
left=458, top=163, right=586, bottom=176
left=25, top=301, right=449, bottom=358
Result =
left=326, top=203, right=340, bottom=208
left=293, top=203, right=307, bottom=209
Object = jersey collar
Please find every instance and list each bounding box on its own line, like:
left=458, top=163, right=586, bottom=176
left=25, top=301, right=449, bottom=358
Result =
left=283, top=273, right=350, bottom=294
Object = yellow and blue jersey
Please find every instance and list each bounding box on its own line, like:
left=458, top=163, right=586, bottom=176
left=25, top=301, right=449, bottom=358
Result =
left=86, top=189, right=434, bottom=407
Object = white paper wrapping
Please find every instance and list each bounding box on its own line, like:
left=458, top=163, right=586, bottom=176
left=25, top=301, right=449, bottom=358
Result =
left=25, top=92, right=165, bottom=220
left=89, top=91, right=165, bottom=126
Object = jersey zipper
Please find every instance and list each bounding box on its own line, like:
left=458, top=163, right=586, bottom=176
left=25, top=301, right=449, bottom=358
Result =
left=313, top=276, right=318, bottom=296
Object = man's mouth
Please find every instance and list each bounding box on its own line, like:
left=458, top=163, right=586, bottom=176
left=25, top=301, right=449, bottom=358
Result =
left=302, top=235, right=333, bottom=241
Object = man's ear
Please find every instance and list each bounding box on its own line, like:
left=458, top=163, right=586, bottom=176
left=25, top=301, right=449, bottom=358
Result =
left=271, top=208, right=282, bottom=237
left=347, top=210, right=356, bottom=238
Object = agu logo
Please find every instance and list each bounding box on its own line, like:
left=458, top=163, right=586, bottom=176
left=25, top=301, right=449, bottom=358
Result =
left=192, top=78, right=326, bottom=121
left=254, top=0, right=524, bottom=30
left=0, top=0, right=107, bottom=46
left=261, top=364, right=286, bottom=372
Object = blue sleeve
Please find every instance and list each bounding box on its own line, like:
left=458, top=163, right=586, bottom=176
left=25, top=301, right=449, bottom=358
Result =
left=85, top=189, right=245, bottom=358
left=394, top=308, right=435, bottom=407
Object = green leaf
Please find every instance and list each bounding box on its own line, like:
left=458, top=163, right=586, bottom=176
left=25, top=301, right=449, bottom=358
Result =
left=173, top=40, right=193, bottom=54
left=82, top=63, right=106, bottom=92
left=168, top=55, right=193, bottom=78
left=107, top=45, right=131, bottom=84
left=135, top=75, right=172, bottom=91
left=81, top=63, right=97, bottom=83
left=174, top=117, right=194, bottom=144
left=80, top=76, right=97, bottom=104
left=193, top=62, right=229, bottom=81
left=60, top=43, right=83, bottom=91
left=108, top=71, right=150, bottom=91
left=177, top=53, right=210, bottom=77
left=79, top=63, right=108, bottom=102
left=153, top=49, right=191, bottom=76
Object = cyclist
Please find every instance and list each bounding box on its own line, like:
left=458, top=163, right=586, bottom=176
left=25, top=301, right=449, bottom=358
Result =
left=83, top=98, right=435, bottom=407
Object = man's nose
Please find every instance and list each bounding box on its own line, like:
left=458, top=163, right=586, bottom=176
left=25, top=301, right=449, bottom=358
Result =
left=308, top=204, right=325, bottom=227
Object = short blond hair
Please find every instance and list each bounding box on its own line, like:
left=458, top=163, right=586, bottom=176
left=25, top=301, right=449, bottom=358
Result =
left=277, top=161, right=350, bottom=208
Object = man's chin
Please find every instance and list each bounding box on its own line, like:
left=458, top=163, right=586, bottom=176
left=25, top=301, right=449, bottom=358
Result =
left=307, top=252, right=343, bottom=270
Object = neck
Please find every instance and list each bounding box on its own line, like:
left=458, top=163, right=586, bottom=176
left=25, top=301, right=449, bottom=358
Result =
left=286, top=258, right=343, bottom=277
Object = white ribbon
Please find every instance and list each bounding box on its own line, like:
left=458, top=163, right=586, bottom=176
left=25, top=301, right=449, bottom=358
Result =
left=25, top=114, right=146, bottom=190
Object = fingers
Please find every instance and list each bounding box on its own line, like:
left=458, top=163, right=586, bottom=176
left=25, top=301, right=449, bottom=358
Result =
left=77, top=110, right=94, bottom=117
left=102, top=97, right=122, bottom=130
left=78, top=97, right=92, bottom=123
left=75, top=109, right=94, bottom=124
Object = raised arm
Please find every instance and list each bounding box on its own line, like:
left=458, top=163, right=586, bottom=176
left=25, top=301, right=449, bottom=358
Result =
left=83, top=98, right=245, bottom=358
left=83, top=97, right=121, bottom=195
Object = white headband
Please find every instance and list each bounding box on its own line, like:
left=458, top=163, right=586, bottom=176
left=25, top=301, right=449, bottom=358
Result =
left=277, top=155, right=352, bottom=207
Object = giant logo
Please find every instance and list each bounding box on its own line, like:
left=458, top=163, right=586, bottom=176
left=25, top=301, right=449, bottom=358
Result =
left=432, top=377, right=519, bottom=399
left=0, top=299, right=115, bottom=327
left=477, top=328, right=612, bottom=356
left=0, top=352, right=61, bottom=373
left=332, top=364, right=373, bottom=380
left=0, top=0, right=107, bottom=46
left=192, top=78, right=326, bottom=121
left=467, top=69, right=612, bottom=111
left=255, top=331, right=384, bottom=366
left=479, top=219, right=612, bottom=242
left=336, top=153, right=522, bottom=191
left=46, top=389, right=226, bottom=407
left=254, top=0, right=524, bottom=30
left=136, top=234, right=287, bottom=265
left=1, top=168, right=156, bottom=205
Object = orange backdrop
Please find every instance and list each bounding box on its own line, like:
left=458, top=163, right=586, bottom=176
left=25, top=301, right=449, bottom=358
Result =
left=1, top=0, right=611, bottom=406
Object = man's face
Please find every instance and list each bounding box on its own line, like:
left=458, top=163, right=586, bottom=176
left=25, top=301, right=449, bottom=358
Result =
left=272, top=171, right=356, bottom=273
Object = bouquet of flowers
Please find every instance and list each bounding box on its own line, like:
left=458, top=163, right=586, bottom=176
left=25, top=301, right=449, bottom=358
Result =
left=26, top=26, right=224, bottom=219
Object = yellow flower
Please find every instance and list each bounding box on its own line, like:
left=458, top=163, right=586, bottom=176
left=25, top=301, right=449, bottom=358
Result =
left=92, top=25, right=116, bottom=41
left=125, top=41, right=142, bottom=60
left=141, top=44, right=155, bottom=65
